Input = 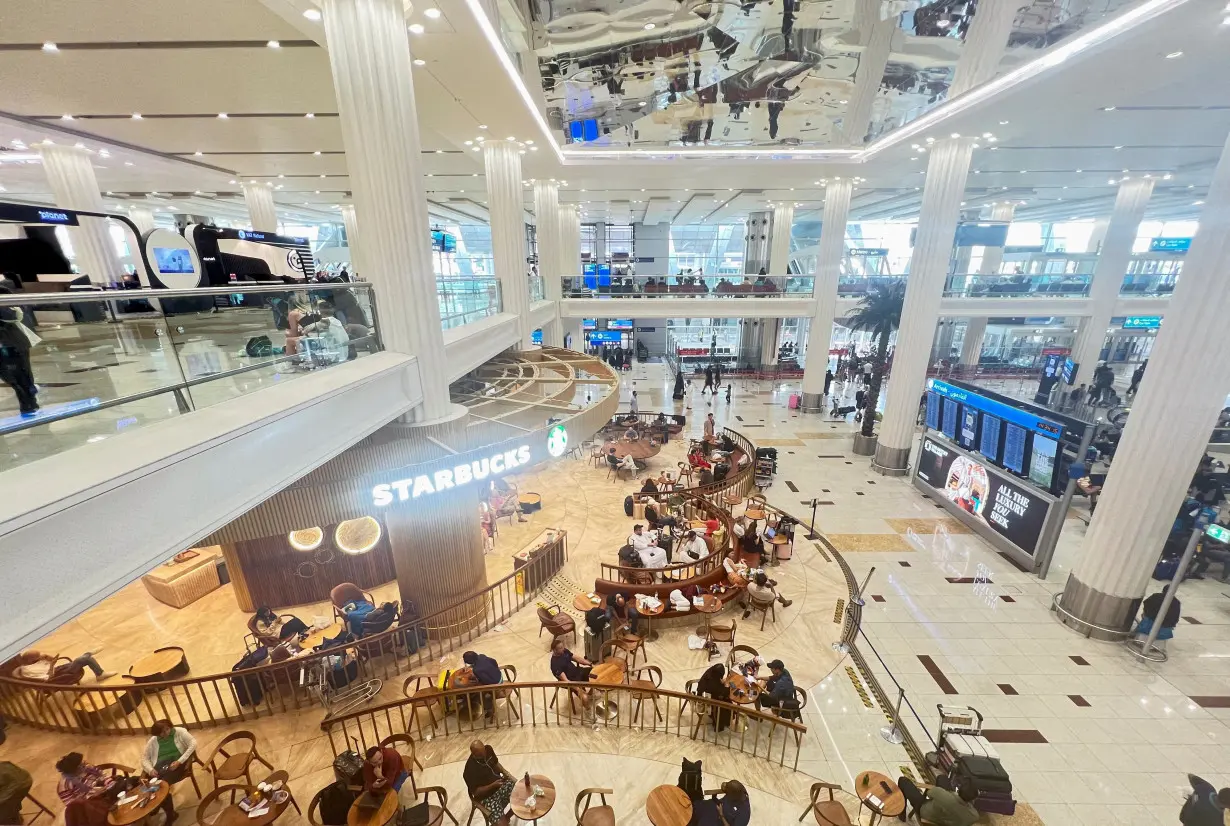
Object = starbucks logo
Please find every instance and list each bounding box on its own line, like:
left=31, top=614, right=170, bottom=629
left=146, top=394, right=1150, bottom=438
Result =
left=547, top=424, right=568, bottom=458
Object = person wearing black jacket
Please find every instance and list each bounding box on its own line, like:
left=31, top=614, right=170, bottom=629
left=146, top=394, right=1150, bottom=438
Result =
left=0, top=284, right=37, bottom=415
left=1180, top=774, right=1230, bottom=825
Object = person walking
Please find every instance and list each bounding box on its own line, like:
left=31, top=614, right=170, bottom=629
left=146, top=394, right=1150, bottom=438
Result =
left=0, top=283, right=39, bottom=416
left=629, top=390, right=639, bottom=416
left=703, top=364, right=715, bottom=395
left=1128, top=360, right=1147, bottom=395
left=823, top=368, right=833, bottom=396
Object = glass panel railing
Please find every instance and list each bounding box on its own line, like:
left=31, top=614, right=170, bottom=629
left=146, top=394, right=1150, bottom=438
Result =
left=561, top=274, right=814, bottom=297
left=836, top=275, right=907, bottom=297
left=1120, top=272, right=1178, bottom=296
left=943, top=273, right=1092, bottom=298
left=0, top=284, right=381, bottom=472
left=437, top=277, right=502, bottom=329
left=529, top=275, right=545, bottom=302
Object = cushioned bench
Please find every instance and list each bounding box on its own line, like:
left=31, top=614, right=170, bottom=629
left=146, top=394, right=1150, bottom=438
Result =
left=592, top=567, right=744, bottom=620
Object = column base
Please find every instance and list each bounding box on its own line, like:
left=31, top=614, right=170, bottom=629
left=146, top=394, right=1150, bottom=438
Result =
left=852, top=433, right=878, bottom=456
left=1053, top=574, right=1137, bottom=642
left=801, top=392, right=825, bottom=413
left=871, top=443, right=910, bottom=476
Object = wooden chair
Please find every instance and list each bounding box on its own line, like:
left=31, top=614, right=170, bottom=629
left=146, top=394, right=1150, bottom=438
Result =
left=202, top=731, right=274, bottom=790
left=727, top=644, right=759, bottom=671
left=402, top=674, right=444, bottom=735
left=536, top=605, right=576, bottom=647
left=707, top=618, right=736, bottom=648
left=548, top=672, right=585, bottom=713
left=329, top=583, right=373, bottom=622
left=306, top=788, right=327, bottom=826
left=606, top=630, right=646, bottom=669
left=410, top=785, right=458, bottom=826
left=627, top=664, right=663, bottom=724
left=20, top=793, right=54, bottom=825
left=497, top=664, right=522, bottom=719
left=677, top=678, right=699, bottom=718
left=93, top=763, right=135, bottom=781
left=574, top=788, right=615, bottom=826
left=197, top=784, right=252, bottom=826
left=676, top=462, right=695, bottom=487
left=596, top=640, right=630, bottom=677
left=378, top=732, right=424, bottom=793
left=747, top=592, right=777, bottom=630
left=247, top=614, right=299, bottom=649
left=775, top=687, right=808, bottom=722
left=260, top=770, right=301, bottom=815
left=797, top=782, right=856, bottom=826
left=589, top=443, right=606, bottom=467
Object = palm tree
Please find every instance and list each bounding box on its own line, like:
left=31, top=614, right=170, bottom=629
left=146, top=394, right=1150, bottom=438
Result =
left=845, top=281, right=905, bottom=440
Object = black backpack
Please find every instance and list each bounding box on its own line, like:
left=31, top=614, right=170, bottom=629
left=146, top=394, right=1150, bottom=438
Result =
left=230, top=646, right=268, bottom=707
left=624, top=495, right=634, bottom=517
left=678, top=758, right=703, bottom=801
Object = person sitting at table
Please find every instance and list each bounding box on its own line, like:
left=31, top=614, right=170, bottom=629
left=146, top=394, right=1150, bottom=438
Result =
left=743, top=572, right=792, bottom=620
left=463, top=650, right=503, bottom=719
left=624, top=425, right=640, bottom=441
left=58, top=752, right=168, bottom=826
left=549, top=639, right=594, bottom=714
left=896, top=774, right=979, bottom=826
left=679, top=530, right=710, bottom=562
left=363, top=745, right=408, bottom=796
left=696, top=663, right=733, bottom=732
left=13, top=650, right=114, bottom=683
left=640, top=477, right=659, bottom=494
left=656, top=470, right=676, bottom=490
left=644, top=500, right=678, bottom=530
left=704, top=517, right=720, bottom=537
left=688, top=447, right=712, bottom=470
left=740, top=521, right=764, bottom=564
left=463, top=741, right=516, bottom=826
left=141, top=720, right=197, bottom=785
left=606, top=592, right=641, bottom=636
left=618, top=451, right=641, bottom=480
left=253, top=606, right=310, bottom=641
left=627, top=524, right=657, bottom=552
left=698, top=466, right=714, bottom=486
left=340, top=597, right=376, bottom=636
left=755, top=660, right=796, bottom=715
left=695, top=780, right=750, bottom=826
left=0, top=761, right=33, bottom=826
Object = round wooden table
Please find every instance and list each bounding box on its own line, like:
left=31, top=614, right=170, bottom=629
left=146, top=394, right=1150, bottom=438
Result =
left=637, top=598, right=665, bottom=641
left=212, top=788, right=291, bottom=826
left=73, top=675, right=143, bottom=730
left=646, top=785, right=692, bottom=826
left=723, top=672, right=761, bottom=705
left=509, top=775, right=556, bottom=824
left=574, top=593, right=605, bottom=613
left=107, top=779, right=170, bottom=826
left=723, top=493, right=743, bottom=511
left=694, top=592, right=722, bottom=637
left=347, top=789, right=399, bottom=826
left=854, top=770, right=905, bottom=824
left=589, top=660, right=626, bottom=720
left=603, top=439, right=662, bottom=461
left=744, top=508, right=767, bottom=521
left=770, top=532, right=792, bottom=562
left=518, top=492, right=542, bottom=513
left=128, top=647, right=189, bottom=683
left=299, top=621, right=344, bottom=651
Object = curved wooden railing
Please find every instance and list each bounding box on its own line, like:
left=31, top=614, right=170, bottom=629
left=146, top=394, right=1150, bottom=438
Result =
left=321, top=679, right=807, bottom=770
left=598, top=492, right=732, bottom=583
left=0, top=532, right=570, bottom=736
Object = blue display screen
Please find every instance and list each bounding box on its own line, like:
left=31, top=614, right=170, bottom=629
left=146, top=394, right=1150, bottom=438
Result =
left=1062, top=358, right=1076, bottom=385
left=941, top=399, right=959, bottom=441
left=928, top=379, right=1063, bottom=439
left=959, top=408, right=978, bottom=450
left=925, top=392, right=941, bottom=430
left=608, top=319, right=633, bottom=330
left=955, top=223, right=1010, bottom=247
left=153, top=247, right=194, bottom=274
left=588, top=331, right=622, bottom=343
left=582, top=318, right=596, bottom=330
left=531, top=328, right=543, bottom=345
left=1003, top=424, right=1027, bottom=474
left=1029, top=435, right=1058, bottom=488
left=980, top=415, right=1001, bottom=462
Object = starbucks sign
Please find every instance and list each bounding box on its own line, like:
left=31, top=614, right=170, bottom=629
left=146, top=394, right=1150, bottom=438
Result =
left=546, top=423, right=568, bottom=458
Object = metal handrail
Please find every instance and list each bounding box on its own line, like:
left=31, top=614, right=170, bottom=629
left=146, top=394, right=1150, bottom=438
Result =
left=0, top=282, right=373, bottom=306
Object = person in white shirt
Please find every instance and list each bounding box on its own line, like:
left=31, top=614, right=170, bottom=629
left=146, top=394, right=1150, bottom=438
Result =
left=619, top=452, right=640, bottom=478
left=629, top=391, right=639, bottom=415
left=638, top=543, right=669, bottom=569
left=679, top=530, right=710, bottom=562
left=301, top=307, right=351, bottom=364
left=626, top=524, right=657, bottom=552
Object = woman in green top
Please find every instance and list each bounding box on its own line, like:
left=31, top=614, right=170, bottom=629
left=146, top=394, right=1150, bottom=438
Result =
left=141, top=720, right=198, bottom=783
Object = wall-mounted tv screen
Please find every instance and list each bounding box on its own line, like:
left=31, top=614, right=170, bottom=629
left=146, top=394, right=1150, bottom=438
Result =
left=925, top=392, right=941, bottom=431
left=979, top=414, right=1001, bottom=463
left=1003, top=424, right=1027, bottom=474
left=608, top=319, right=633, bottom=330
left=1029, top=435, right=1058, bottom=488
left=941, top=398, right=959, bottom=441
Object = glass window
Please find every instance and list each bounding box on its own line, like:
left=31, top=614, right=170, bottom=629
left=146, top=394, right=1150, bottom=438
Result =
left=668, top=223, right=746, bottom=275
left=605, top=224, right=634, bottom=257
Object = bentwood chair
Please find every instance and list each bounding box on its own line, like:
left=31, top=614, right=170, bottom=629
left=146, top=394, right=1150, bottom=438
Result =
left=203, top=731, right=275, bottom=790
left=727, top=644, right=760, bottom=671
left=797, top=781, right=857, bottom=826
left=536, top=605, right=576, bottom=647
left=410, top=785, right=458, bottom=826
left=196, top=785, right=252, bottom=826
left=574, top=788, right=615, bottom=826
left=497, top=664, right=522, bottom=719
left=627, top=664, right=664, bottom=724
left=20, top=792, right=54, bottom=825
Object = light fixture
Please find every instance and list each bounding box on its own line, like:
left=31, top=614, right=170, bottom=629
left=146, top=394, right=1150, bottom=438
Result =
left=414, top=58, right=426, bottom=66
left=464, top=140, right=472, bottom=145
left=1165, top=50, right=1183, bottom=58
left=131, top=113, right=143, bottom=120
left=506, top=135, right=516, bottom=141
left=42, top=42, right=58, bottom=52
left=1194, top=200, right=1205, bottom=205
left=950, top=132, right=960, bottom=138
left=278, top=173, right=285, bottom=178
left=229, top=179, right=237, bottom=184
left=314, top=150, right=322, bottom=155
left=424, top=6, right=442, bottom=16
left=530, top=146, right=538, bottom=151
left=1075, top=168, right=1082, bottom=173
left=289, top=527, right=324, bottom=552
left=478, top=124, right=487, bottom=130
left=305, top=112, right=315, bottom=118
left=644, top=22, right=656, bottom=29
left=217, top=112, right=228, bottom=119
left=303, top=8, right=322, bottom=20
left=998, top=120, right=1009, bottom=125
left=194, top=151, right=203, bottom=156
left=1163, top=173, right=1172, bottom=179
left=408, top=23, right=424, bottom=33
left=1114, top=145, right=1123, bottom=149
left=60, top=114, right=73, bottom=121
left=267, top=40, right=281, bottom=48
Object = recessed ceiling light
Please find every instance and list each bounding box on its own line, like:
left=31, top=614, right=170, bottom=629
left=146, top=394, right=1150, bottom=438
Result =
left=131, top=113, right=142, bottom=120
left=530, top=146, right=538, bottom=151
left=1102, top=106, right=1116, bottom=111
left=124, top=161, right=133, bottom=166
left=278, top=173, right=285, bottom=178
left=414, top=58, right=426, bottom=66
left=506, top=135, right=516, bottom=141
left=408, top=23, right=424, bottom=33
left=229, top=179, right=237, bottom=184
left=998, top=120, right=1009, bottom=125
left=424, top=7, right=442, bottom=17
left=1114, top=145, right=1123, bottom=149
left=464, top=140, right=472, bottom=145
left=1075, top=168, right=1082, bottom=173
left=644, top=22, right=656, bottom=29
left=217, top=112, right=228, bottom=119
left=1163, top=173, right=1172, bottom=180
left=950, top=132, right=960, bottom=138
left=303, top=8, right=322, bottom=21
left=267, top=40, right=281, bottom=48
left=42, top=42, right=58, bottom=52
left=194, top=151, right=203, bottom=156
left=315, top=190, right=321, bottom=194
left=320, top=174, right=326, bottom=178
left=314, top=150, right=322, bottom=156
left=478, top=124, right=487, bottom=130
left=1165, top=50, right=1183, bottom=58
left=1194, top=200, right=1205, bottom=205
left=60, top=114, right=73, bottom=121
left=305, top=112, right=315, bottom=118
left=471, top=146, right=479, bottom=151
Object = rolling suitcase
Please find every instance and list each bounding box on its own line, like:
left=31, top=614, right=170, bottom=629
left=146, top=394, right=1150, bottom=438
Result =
left=953, top=754, right=1013, bottom=796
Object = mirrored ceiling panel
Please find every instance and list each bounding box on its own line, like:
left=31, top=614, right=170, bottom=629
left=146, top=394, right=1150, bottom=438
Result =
left=530, top=0, right=1137, bottom=151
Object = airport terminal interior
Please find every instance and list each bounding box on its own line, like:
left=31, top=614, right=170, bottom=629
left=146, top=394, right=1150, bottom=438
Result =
left=1, top=0, right=1230, bottom=825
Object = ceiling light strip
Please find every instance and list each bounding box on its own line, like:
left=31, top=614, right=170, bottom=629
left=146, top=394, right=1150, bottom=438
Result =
left=461, top=0, right=564, bottom=163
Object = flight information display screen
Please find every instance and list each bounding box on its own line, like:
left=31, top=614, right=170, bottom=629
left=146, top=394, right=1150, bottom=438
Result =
left=959, top=408, right=978, bottom=450
left=926, top=392, right=941, bottom=430
left=979, top=415, right=1001, bottom=463
left=1003, top=424, right=1027, bottom=474
left=941, top=399, right=959, bottom=441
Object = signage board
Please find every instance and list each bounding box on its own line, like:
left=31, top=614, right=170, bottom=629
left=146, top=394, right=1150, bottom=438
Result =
left=546, top=424, right=568, bottom=458
left=531, top=328, right=543, bottom=345
left=927, top=379, right=1063, bottom=439
left=916, top=436, right=1052, bottom=556
left=848, top=248, right=889, bottom=257
left=0, top=203, right=78, bottom=226
left=1206, top=524, right=1230, bottom=544
left=1061, top=358, right=1077, bottom=385
left=588, top=331, right=622, bottom=343
left=372, top=444, right=532, bottom=506
left=1149, top=237, right=1192, bottom=253
left=608, top=319, right=634, bottom=330
left=1122, top=316, right=1162, bottom=330
left=582, top=319, right=597, bottom=330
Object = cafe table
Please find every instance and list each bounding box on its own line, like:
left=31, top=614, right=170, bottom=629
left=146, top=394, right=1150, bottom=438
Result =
left=347, top=788, right=399, bottom=826
left=589, top=660, right=626, bottom=720
left=637, top=597, right=665, bottom=641
left=299, top=621, right=345, bottom=652
left=603, top=439, right=662, bottom=462
left=107, top=779, right=169, bottom=826
left=722, top=672, right=761, bottom=705
left=694, top=593, right=722, bottom=637
left=128, top=647, right=189, bottom=683
left=573, top=593, right=605, bottom=613
left=854, top=770, right=905, bottom=825
left=646, top=785, right=692, bottom=826
left=509, top=774, right=556, bottom=824
left=212, top=787, right=292, bottom=826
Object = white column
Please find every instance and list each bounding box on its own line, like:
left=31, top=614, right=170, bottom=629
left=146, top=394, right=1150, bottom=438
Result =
left=745, top=211, right=772, bottom=273
left=321, top=0, right=451, bottom=420
left=800, top=179, right=853, bottom=410
left=1087, top=217, right=1110, bottom=253
left=759, top=319, right=780, bottom=367
left=340, top=204, right=360, bottom=269
left=843, top=0, right=896, bottom=144
left=484, top=142, right=532, bottom=348
left=873, top=138, right=976, bottom=470
left=1069, top=178, right=1154, bottom=381
left=242, top=183, right=277, bottom=232
left=562, top=317, right=584, bottom=352
left=1057, top=130, right=1230, bottom=637
left=948, top=0, right=1020, bottom=97
left=977, top=203, right=1015, bottom=275
left=558, top=204, right=581, bottom=278
left=960, top=317, right=987, bottom=365
left=38, top=144, right=124, bottom=285
left=768, top=205, right=794, bottom=276
left=128, top=207, right=157, bottom=236
left=533, top=180, right=563, bottom=346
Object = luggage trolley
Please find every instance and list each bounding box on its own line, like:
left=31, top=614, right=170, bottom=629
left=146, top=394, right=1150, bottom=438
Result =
left=754, top=447, right=777, bottom=490
left=304, top=659, right=383, bottom=719
left=926, top=704, right=1017, bottom=816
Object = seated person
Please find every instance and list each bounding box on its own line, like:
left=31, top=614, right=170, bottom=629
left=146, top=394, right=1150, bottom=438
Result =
left=606, top=592, right=641, bottom=636
left=0, top=762, right=33, bottom=826
left=462, top=650, right=503, bottom=719
left=694, top=781, right=751, bottom=826
left=697, top=467, right=714, bottom=486
left=341, top=598, right=376, bottom=635
left=363, top=745, right=408, bottom=794
left=704, top=518, right=720, bottom=537
left=300, top=305, right=351, bottom=364
left=696, top=663, right=733, bottom=732
left=638, top=542, right=669, bottom=570
left=141, top=719, right=198, bottom=783
left=618, top=452, right=640, bottom=479
left=627, top=524, right=658, bottom=552
left=640, top=478, right=659, bottom=494
left=743, top=572, right=793, bottom=619
left=656, top=470, right=676, bottom=490
left=679, top=530, right=710, bottom=562
left=14, top=651, right=114, bottom=683
left=57, top=752, right=151, bottom=826
left=463, top=741, right=516, bottom=826
left=549, top=640, right=593, bottom=713
left=254, top=606, right=309, bottom=642
left=755, top=659, right=796, bottom=714
left=896, top=774, right=979, bottom=826
left=624, top=426, right=640, bottom=441
left=1181, top=774, right=1230, bottom=826
left=688, top=449, right=712, bottom=470
left=1135, top=590, right=1181, bottom=641
left=723, top=553, right=750, bottom=584
left=644, top=500, right=678, bottom=530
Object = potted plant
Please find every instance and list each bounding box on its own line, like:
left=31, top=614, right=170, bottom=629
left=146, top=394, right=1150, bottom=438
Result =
left=847, top=281, right=905, bottom=455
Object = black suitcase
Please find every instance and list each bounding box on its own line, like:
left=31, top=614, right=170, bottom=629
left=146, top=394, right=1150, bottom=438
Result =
left=954, top=754, right=1013, bottom=796
left=230, top=647, right=268, bottom=707
left=332, top=739, right=365, bottom=786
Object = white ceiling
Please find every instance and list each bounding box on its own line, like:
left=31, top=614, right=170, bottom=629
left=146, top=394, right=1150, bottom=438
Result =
left=0, top=0, right=1225, bottom=228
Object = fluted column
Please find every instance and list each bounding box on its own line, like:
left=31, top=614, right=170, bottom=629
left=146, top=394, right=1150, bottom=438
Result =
left=843, top=0, right=896, bottom=144
left=800, top=179, right=853, bottom=410
left=38, top=144, right=124, bottom=285
left=768, top=205, right=794, bottom=276
left=1069, top=178, right=1154, bottom=380
left=759, top=319, right=780, bottom=367
left=960, top=317, right=987, bottom=365
left=977, top=203, right=1015, bottom=274
left=242, top=183, right=277, bottom=232
left=340, top=204, right=360, bottom=269
left=745, top=211, right=772, bottom=273
left=873, top=138, right=976, bottom=472
left=485, top=143, right=532, bottom=347
left=1058, top=129, right=1230, bottom=637
left=128, top=207, right=157, bottom=236
left=949, top=0, right=1019, bottom=97
left=533, top=180, right=563, bottom=346
left=562, top=317, right=584, bottom=352
left=558, top=204, right=581, bottom=278
left=321, top=0, right=451, bottom=420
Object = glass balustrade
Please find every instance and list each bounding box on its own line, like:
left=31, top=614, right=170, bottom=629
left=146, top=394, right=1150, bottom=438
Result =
left=942, top=272, right=1181, bottom=299
left=529, top=274, right=545, bottom=302
left=437, top=277, right=503, bottom=329
left=561, top=274, right=814, bottom=297
left=835, top=275, right=907, bottom=297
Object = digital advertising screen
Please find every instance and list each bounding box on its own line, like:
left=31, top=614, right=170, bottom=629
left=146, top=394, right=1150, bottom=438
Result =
left=959, top=408, right=978, bottom=451
left=1029, top=435, right=1058, bottom=489
left=531, top=328, right=543, bottom=345
left=925, top=392, right=941, bottom=431
left=608, top=319, right=634, bottom=331
left=153, top=247, right=194, bottom=274
left=582, top=319, right=597, bottom=330
left=941, top=398, right=959, bottom=441
left=1003, top=424, right=1027, bottom=474
left=979, top=414, right=1001, bottom=463
left=1062, top=358, right=1077, bottom=385
left=916, top=436, right=1052, bottom=556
